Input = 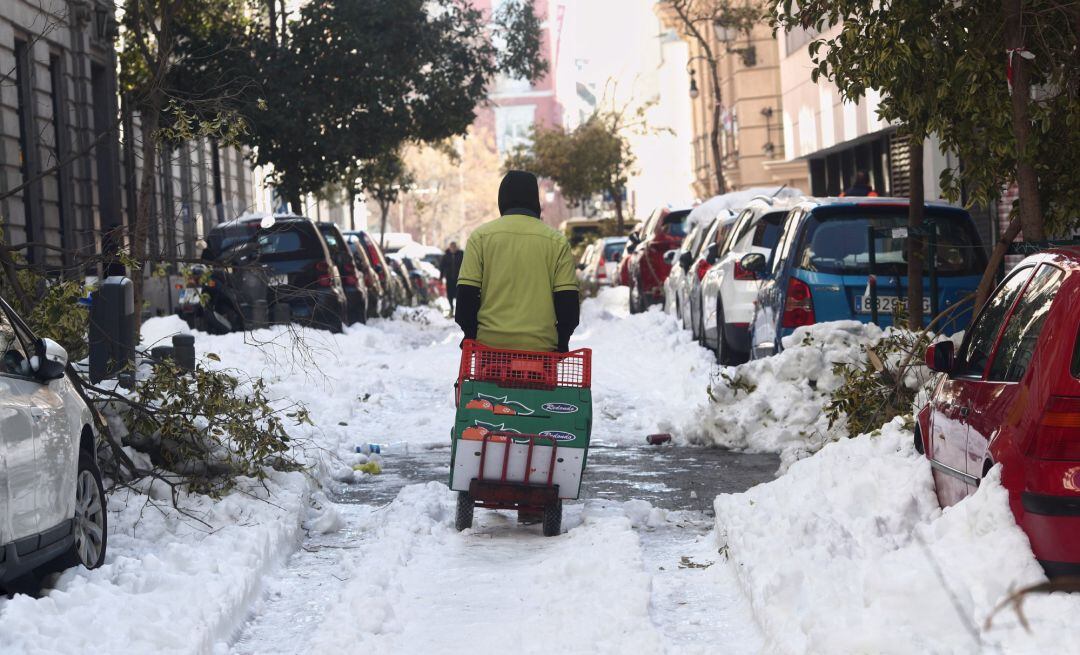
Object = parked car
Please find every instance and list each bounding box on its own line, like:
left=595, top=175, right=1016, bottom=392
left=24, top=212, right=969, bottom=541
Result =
left=345, top=233, right=387, bottom=320
left=616, top=225, right=643, bottom=287
left=746, top=198, right=986, bottom=359
left=345, top=230, right=407, bottom=316
left=581, top=236, right=629, bottom=297
left=666, top=210, right=738, bottom=340
left=387, top=257, right=415, bottom=306
left=195, top=215, right=348, bottom=333
left=576, top=243, right=598, bottom=290
left=1, top=295, right=106, bottom=589
left=664, top=216, right=715, bottom=323
left=316, top=222, right=368, bottom=326
left=918, top=247, right=1080, bottom=576
left=700, top=196, right=801, bottom=364
left=626, top=207, right=692, bottom=314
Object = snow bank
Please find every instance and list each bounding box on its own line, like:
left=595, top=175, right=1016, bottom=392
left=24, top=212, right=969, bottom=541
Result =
left=686, top=186, right=804, bottom=230
left=714, top=418, right=1080, bottom=654
left=685, top=321, right=883, bottom=468
left=576, top=287, right=714, bottom=445
left=309, top=482, right=666, bottom=654
left=0, top=472, right=307, bottom=654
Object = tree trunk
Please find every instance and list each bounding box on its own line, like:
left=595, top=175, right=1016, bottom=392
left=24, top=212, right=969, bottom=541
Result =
left=267, top=0, right=278, bottom=47
left=1003, top=0, right=1044, bottom=240
left=707, top=59, right=727, bottom=196
left=613, top=192, right=625, bottom=235
left=288, top=190, right=303, bottom=215
left=973, top=213, right=1022, bottom=318
left=132, top=100, right=162, bottom=335
left=906, top=138, right=925, bottom=330
left=348, top=188, right=356, bottom=231
left=379, top=202, right=390, bottom=250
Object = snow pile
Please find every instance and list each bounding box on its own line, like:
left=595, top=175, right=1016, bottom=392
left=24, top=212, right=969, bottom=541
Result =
left=0, top=472, right=307, bottom=654
left=576, top=287, right=714, bottom=444
left=686, top=186, right=804, bottom=230
left=714, top=418, right=1079, bottom=654
left=309, top=482, right=666, bottom=654
left=685, top=320, right=883, bottom=468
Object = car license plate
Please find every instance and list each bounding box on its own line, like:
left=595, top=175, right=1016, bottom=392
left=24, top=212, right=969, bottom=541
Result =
left=855, top=295, right=931, bottom=315
left=269, top=274, right=289, bottom=287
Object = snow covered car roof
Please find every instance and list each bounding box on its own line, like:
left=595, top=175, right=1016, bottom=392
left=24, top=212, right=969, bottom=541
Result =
left=686, top=186, right=804, bottom=231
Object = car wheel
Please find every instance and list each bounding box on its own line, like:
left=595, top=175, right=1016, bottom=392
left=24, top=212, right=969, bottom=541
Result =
left=715, top=301, right=735, bottom=365
left=314, top=304, right=344, bottom=333
left=542, top=499, right=562, bottom=537
left=455, top=491, right=474, bottom=531
left=58, top=449, right=108, bottom=572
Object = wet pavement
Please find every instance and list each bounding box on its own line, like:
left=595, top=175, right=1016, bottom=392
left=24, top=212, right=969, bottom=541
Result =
left=334, top=444, right=780, bottom=514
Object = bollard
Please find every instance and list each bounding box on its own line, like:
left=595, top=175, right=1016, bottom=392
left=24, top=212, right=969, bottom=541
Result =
left=89, top=276, right=135, bottom=384
left=251, top=299, right=268, bottom=329
left=150, top=345, right=175, bottom=363
left=172, top=334, right=196, bottom=371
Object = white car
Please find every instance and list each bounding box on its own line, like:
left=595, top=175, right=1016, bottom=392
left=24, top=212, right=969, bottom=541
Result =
left=575, top=243, right=597, bottom=289
left=665, top=210, right=737, bottom=339
left=582, top=236, right=628, bottom=296
left=700, top=196, right=802, bottom=364
left=1, top=295, right=106, bottom=589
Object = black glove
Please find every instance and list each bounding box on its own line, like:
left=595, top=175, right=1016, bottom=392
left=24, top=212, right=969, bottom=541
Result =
left=554, top=290, right=579, bottom=353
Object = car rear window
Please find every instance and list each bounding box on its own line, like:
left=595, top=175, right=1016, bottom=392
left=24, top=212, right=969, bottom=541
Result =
left=256, top=223, right=324, bottom=262
left=603, top=241, right=626, bottom=261
left=207, top=222, right=260, bottom=258
left=795, top=210, right=985, bottom=276
left=663, top=212, right=689, bottom=237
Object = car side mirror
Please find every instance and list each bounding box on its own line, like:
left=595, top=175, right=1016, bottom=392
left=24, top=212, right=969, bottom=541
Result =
left=705, top=243, right=719, bottom=265
left=678, top=251, right=693, bottom=271
left=924, top=341, right=955, bottom=373
left=577, top=262, right=587, bottom=270
left=629, top=233, right=641, bottom=245
left=739, top=252, right=767, bottom=278
left=663, top=249, right=678, bottom=266
left=33, top=338, right=68, bottom=381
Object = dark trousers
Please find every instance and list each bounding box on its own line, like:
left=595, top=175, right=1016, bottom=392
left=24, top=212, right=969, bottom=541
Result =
left=446, top=281, right=457, bottom=313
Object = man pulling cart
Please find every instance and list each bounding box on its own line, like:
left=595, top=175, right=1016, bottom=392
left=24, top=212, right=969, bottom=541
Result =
left=450, top=171, right=588, bottom=535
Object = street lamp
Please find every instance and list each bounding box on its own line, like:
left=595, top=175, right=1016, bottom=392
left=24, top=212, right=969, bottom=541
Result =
left=688, top=70, right=699, bottom=99
left=713, top=19, right=757, bottom=67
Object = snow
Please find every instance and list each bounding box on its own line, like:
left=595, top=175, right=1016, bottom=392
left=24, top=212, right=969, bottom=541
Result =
left=4, top=284, right=1078, bottom=655
left=686, top=186, right=804, bottom=230
left=714, top=418, right=1080, bottom=654
left=685, top=320, right=883, bottom=469
left=0, top=472, right=308, bottom=654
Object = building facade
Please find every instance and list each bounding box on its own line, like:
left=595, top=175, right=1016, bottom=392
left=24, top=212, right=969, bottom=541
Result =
left=1, top=0, right=258, bottom=309
left=658, top=7, right=808, bottom=199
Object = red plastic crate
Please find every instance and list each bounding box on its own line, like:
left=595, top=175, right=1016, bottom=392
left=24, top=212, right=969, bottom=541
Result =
left=458, top=340, right=591, bottom=390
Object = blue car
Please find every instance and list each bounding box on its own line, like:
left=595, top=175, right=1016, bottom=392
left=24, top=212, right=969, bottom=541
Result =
left=745, top=198, right=987, bottom=358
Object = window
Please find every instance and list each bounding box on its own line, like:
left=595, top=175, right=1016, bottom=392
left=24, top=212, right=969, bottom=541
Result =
left=661, top=212, right=688, bottom=238
left=603, top=241, right=625, bottom=262
left=955, top=266, right=1034, bottom=378
left=771, top=211, right=801, bottom=276
left=987, top=264, right=1064, bottom=382
left=794, top=211, right=985, bottom=276
left=724, top=209, right=754, bottom=252
left=1, top=302, right=30, bottom=376
left=494, top=105, right=536, bottom=155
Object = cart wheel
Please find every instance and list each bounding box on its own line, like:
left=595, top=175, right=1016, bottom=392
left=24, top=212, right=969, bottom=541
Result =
left=542, top=499, right=562, bottom=537
left=455, top=491, right=474, bottom=531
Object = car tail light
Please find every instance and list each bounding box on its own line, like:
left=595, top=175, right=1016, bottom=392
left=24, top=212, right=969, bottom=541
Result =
left=314, top=261, right=333, bottom=287
left=734, top=261, right=756, bottom=281
left=695, top=259, right=710, bottom=281
left=1029, top=396, right=1080, bottom=460
left=781, top=278, right=815, bottom=328
left=342, top=262, right=359, bottom=287
left=364, top=272, right=374, bottom=286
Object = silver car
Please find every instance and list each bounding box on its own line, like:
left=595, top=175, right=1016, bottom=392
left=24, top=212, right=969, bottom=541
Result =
left=1, top=295, right=106, bottom=589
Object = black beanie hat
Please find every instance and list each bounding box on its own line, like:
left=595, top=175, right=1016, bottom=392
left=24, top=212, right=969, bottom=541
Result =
left=498, top=170, right=542, bottom=218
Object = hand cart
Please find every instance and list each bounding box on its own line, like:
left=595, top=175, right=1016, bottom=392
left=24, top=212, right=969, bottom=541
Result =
left=451, top=340, right=593, bottom=536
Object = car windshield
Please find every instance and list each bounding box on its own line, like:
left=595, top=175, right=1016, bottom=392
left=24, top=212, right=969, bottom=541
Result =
left=795, top=211, right=984, bottom=276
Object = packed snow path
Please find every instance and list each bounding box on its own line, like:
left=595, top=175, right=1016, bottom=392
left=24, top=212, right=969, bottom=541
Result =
left=230, top=447, right=775, bottom=654
left=220, top=289, right=773, bottom=654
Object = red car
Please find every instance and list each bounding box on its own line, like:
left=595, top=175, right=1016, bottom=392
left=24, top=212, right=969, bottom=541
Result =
left=626, top=208, right=690, bottom=313
left=918, top=248, right=1080, bottom=577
